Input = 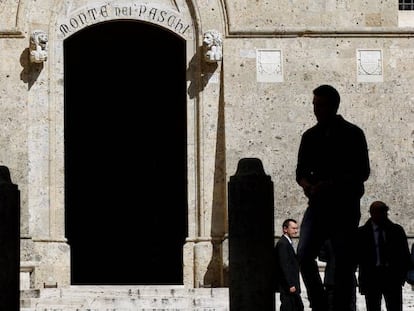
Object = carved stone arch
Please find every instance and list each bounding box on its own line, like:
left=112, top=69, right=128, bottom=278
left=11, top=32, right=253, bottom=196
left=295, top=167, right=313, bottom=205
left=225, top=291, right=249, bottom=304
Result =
left=25, top=0, right=226, bottom=288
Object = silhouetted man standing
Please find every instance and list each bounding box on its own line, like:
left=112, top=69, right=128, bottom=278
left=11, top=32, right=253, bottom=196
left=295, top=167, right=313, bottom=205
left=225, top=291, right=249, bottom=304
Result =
left=296, top=84, right=370, bottom=311
left=357, top=201, right=412, bottom=311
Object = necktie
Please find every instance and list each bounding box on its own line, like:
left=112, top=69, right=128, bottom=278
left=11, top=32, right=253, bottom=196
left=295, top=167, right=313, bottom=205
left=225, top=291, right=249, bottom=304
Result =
left=377, top=227, right=386, bottom=265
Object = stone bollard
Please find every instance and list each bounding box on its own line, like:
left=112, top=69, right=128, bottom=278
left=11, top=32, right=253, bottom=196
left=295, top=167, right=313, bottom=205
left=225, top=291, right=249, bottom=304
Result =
left=0, top=166, right=20, bottom=310
left=228, top=158, right=275, bottom=311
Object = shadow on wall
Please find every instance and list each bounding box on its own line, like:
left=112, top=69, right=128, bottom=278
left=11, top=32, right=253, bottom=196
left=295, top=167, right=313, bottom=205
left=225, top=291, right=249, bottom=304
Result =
left=20, top=48, right=44, bottom=90
left=187, top=45, right=218, bottom=99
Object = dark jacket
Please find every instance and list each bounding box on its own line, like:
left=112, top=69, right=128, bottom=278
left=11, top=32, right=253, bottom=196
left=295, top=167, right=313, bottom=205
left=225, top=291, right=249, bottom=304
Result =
left=407, top=243, right=414, bottom=285
left=274, top=235, right=301, bottom=294
left=296, top=115, right=370, bottom=199
left=356, top=218, right=411, bottom=294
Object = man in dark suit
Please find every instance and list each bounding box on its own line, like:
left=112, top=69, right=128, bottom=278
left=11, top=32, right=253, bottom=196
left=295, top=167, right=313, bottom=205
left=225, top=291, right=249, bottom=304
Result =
left=357, top=201, right=412, bottom=311
left=275, top=219, right=304, bottom=311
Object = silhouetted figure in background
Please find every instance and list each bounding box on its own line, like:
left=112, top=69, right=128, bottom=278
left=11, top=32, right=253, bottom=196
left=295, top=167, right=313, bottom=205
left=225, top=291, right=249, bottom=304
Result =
left=356, top=201, right=412, bottom=311
left=274, top=219, right=304, bottom=311
left=296, top=84, right=370, bottom=311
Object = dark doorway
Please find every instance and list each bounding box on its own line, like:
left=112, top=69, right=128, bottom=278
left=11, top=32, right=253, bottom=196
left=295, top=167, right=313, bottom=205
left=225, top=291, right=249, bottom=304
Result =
left=64, top=21, right=187, bottom=284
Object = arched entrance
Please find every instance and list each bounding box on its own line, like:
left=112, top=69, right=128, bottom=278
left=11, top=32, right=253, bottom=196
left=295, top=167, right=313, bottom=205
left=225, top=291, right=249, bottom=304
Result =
left=63, top=20, right=187, bottom=284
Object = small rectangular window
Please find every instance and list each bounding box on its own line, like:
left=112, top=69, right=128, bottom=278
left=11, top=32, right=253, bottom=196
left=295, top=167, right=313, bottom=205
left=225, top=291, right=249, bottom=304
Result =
left=399, top=0, right=414, bottom=10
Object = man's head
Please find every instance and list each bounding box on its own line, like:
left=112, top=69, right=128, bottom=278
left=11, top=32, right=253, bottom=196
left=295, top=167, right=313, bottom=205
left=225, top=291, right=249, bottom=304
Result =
left=369, top=200, right=389, bottom=226
left=312, top=84, right=340, bottom=124
left=282, top=218, right=299, bottom=238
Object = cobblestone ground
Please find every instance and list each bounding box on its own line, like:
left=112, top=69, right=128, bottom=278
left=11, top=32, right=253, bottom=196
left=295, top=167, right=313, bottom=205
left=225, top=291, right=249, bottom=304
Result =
left=275, top=280, right=414, bottom=311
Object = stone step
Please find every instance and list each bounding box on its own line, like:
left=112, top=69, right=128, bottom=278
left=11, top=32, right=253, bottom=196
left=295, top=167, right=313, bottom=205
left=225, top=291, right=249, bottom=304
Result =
left=20, top=286, right=230, bottom=310
left=21, top=309, right=228, bottom=311
left=20, top=283, right=414, bottom=311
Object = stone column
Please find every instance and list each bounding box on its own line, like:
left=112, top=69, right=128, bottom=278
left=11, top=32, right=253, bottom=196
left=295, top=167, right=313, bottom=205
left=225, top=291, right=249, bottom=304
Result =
left=228, top=158, right=275, bottom=311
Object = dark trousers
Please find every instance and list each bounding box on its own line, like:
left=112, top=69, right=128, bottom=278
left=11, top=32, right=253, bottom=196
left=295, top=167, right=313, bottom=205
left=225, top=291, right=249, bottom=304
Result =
left=297, top=197, right=360, bottom=311
left=364, top=288, right=402, bottom=311
left=280, top=292, right=304, bottom=311
left=364, top=268, right=403, bottom=311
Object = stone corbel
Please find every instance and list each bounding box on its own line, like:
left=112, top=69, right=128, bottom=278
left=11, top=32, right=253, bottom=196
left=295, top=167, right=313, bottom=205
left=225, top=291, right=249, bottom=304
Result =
left=202, top=30, right=223, bottom=63
left=29, top=30, right=48, bottom=63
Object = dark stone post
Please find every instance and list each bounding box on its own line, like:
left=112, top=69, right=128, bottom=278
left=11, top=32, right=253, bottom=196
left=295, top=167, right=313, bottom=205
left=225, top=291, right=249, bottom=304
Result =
left=0, top=166, right=20, bottom=310
left=228, top=158, right=275, bottom=311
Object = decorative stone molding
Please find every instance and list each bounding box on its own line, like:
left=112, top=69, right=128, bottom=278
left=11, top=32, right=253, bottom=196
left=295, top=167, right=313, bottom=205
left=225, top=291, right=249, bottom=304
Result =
left=202, top=30, right=222, bottom=63
left=29, top=30, right=48, bottom=63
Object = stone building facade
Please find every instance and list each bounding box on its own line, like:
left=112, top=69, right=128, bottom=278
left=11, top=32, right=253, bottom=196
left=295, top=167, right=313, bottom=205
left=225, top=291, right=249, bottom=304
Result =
left=0, top=0, right=413, bottom=293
